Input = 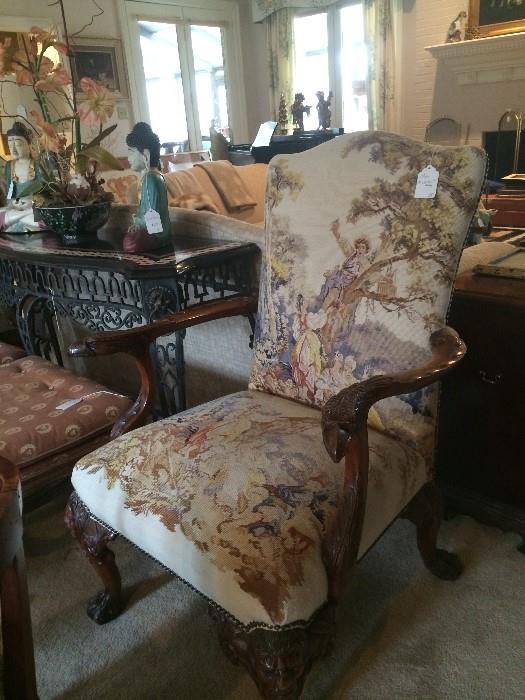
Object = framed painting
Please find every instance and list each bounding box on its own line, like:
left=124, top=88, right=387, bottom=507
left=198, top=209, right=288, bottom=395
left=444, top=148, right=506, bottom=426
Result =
left=468, top=0, right=525, bottom=38
left=70, top=38, right=128, bottom=99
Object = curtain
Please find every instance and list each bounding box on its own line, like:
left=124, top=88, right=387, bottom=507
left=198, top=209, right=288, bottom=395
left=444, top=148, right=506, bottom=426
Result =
left=364, top=0, right=397, bottom=131
left=267, top=8, right=295, bottom=122
left=253, top=0, right=336, bottom=24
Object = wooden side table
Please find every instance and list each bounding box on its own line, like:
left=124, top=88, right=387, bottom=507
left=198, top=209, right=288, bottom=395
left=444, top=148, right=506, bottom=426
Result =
left=0, top=459, right=38, bottom=699
left=437, top=271, right=525, bottom=550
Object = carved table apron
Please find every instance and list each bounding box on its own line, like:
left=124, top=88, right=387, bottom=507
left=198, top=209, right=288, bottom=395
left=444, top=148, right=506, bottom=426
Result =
left=0, top=231, right=258, bottom=416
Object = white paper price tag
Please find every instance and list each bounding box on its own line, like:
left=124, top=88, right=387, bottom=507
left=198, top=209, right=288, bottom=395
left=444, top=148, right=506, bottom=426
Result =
left=144, top=208, right=163, bottom=235
left=7, top=182, right=14, bottom=200
left=414, top=165, right=439, bottom=199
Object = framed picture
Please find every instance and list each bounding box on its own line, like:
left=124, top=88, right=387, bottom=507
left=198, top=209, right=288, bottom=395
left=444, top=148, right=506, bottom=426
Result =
left=70, top=38, right=128, bottom=99
left=468, top=0, right=525, bottom=38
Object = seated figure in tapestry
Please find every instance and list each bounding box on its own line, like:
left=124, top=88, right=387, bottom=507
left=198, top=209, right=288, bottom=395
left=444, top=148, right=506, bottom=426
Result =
left=0, top=121, right=42, bottom=233
left=122, top=122, right=171, bottom=253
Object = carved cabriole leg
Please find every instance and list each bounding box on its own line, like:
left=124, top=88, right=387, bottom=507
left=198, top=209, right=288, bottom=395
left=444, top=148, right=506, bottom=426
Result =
left=65, top=490, right=125, bottom=624
left=402, top=481, right=463, bottom=580
left=209, top=603, right=335, bottom=700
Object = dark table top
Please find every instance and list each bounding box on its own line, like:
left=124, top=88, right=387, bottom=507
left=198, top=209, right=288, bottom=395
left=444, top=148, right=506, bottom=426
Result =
left=0, top=228, right=258, bottom=276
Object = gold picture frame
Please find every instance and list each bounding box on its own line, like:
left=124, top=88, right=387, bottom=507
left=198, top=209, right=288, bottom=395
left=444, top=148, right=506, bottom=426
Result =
left=468, top=0, right=525, bottom=38
left=70, top=38, right=129, bottom=99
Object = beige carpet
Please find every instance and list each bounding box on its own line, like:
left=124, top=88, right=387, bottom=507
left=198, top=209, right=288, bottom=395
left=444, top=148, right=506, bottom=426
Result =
left=11, top=497, right=525, bottom=699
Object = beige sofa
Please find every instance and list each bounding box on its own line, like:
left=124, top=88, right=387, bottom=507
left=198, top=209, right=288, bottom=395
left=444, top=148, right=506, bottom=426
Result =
left=103, top=160, right=267, bottom=226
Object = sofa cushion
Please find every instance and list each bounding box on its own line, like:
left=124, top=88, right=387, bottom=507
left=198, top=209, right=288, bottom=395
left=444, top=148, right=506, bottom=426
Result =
left=0, top=356, right=132, bottom=466
left=72, top=390, right=427, bottom=629
left=0, top=342, right=26, bottom=365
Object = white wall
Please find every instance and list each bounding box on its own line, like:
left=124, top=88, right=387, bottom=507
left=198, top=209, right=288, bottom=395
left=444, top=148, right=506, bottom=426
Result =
left=399, top=0, right=525, bottom=145
left=237, top=1, right=271, bottom=141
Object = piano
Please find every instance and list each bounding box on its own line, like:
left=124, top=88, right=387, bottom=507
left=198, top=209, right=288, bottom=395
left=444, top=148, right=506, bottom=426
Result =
left=229, top=124, right=344, bottom=164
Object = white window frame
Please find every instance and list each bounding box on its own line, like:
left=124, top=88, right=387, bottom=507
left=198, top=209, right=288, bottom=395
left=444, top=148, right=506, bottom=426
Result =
left=116, top=0, right=248, bottom=148
left=294, top=0, right=364, bottom=131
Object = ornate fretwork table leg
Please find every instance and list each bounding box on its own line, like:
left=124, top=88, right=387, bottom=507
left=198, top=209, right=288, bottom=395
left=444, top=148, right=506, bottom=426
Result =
left=402, top=482, right=463, bottom=580
left=65, top=491, right=124, bottom=624
left=209, top=603, right=335, bottom=699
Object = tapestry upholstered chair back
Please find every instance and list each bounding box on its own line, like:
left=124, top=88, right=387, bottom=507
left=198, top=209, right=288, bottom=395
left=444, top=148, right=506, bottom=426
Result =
left=250, top=131, right=486, bottom=456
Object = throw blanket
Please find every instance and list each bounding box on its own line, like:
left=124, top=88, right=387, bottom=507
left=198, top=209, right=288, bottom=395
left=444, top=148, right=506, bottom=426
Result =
left=194, top=161, right=257, bottom=212
left=164, top=169, right=220, bottom=213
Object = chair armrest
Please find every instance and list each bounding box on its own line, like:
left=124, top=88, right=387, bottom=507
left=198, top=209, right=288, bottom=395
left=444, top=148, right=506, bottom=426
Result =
left=321, top=327, right=466, bottom=462
left=68, top=296, right=257, bottom=359
left=67, top=296, right=257, bottom=437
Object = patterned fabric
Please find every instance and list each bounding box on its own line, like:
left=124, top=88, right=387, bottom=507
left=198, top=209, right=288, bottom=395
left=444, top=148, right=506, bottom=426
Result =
left=72, top=390, right=426, bottom=627
left=249, top=131, right=486, bottom=456
left=0, top=356, right=131, bottom=466
left=252, top=0, right=337, bottom=23
left=0, top=342, right=25, bottom=365
left=364, top=0, right=397, bottom=131
left=267, top=8, right=295, bottom=123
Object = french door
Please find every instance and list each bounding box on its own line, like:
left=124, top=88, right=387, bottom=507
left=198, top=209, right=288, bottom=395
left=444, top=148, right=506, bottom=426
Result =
left=121, top=1, right=247, bottom=151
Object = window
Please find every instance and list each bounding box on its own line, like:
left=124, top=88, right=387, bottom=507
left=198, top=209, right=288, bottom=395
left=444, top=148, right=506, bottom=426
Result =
left=137, top=21, right=229, bottom=151
left=122, top=1, right=248, bottom=151
left=293, top=2, right=368, bottom=133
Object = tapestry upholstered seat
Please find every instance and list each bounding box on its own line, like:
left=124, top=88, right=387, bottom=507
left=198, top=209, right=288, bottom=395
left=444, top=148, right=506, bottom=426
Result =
left=65, top=131, right=486, bottom=699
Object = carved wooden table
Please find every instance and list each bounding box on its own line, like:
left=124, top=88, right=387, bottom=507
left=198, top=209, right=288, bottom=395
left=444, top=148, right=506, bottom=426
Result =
left=0, top=228, right=258, bottom=416
left=437, top=271, right=525, bottom=551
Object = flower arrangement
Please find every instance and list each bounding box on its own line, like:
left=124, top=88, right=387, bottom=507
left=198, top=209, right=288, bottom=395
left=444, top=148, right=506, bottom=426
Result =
left=0, top=24, right=122, bottom=207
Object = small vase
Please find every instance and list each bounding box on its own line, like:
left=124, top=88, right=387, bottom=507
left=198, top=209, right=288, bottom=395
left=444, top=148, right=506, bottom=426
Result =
left=33, top=201, right=111, bottom=245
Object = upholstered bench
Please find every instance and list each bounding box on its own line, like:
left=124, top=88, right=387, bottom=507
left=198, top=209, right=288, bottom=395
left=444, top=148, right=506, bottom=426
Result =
left=0, top=342, right=26, bottom=365
left=0, top=355, right=132, bottom=506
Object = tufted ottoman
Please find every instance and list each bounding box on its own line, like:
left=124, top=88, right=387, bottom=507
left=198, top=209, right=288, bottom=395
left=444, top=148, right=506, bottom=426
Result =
left=0, top=342, right=26, bottom=365
left=0, top=355, right=132, bottom=506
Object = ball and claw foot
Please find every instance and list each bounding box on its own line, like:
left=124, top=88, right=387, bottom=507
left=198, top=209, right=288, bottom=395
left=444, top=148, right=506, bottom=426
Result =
left=424, top=548, right=463, bottom=581
left=87, top=590, right=125, bottom=625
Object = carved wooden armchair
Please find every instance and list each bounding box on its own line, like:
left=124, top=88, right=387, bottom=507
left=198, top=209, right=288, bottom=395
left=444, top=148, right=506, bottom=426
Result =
left=65, top=132, right=486, bottom=699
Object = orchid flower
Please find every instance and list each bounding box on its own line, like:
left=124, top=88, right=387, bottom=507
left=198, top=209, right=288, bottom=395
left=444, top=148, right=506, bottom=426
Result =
left=78, top=77, right=115, bottom=125
left=30, top=110, right=61, bottom=152
left=35, top=64, right=72, bottom=93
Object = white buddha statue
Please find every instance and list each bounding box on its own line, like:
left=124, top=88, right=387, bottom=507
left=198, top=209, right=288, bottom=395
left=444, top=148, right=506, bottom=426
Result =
left=0, top=121, right=41, bottom=233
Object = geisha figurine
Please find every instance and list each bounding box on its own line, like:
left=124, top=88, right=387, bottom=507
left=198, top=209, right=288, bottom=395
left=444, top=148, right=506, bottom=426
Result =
left=0, top=121, right=41, bottom=233
left=122, top=122, right=171, bottom=253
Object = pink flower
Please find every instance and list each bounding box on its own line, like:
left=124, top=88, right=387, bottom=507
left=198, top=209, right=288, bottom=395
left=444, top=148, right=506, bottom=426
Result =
left=30, top=27, right=56, bottom=44
left=35, top=63, right=72, bottom=92
left=30, top=110, right=60, bottom=152
left=78, top=77, right=115, bottom=125
left=12, top=52, right=54, bottom=86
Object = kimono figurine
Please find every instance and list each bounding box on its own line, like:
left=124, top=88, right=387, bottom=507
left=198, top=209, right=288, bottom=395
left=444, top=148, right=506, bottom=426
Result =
left=122, top=122, right=171, bottom=253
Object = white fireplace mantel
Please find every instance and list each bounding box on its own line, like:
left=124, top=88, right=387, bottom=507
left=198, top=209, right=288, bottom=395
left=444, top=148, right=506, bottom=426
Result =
left=426, top=32, right=525, bottom=85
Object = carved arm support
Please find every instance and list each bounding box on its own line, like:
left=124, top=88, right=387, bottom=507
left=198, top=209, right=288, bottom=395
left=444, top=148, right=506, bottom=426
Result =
left=321, top=326, right=466, bottom=463
left=68, top=296, right=258, bottom=438
left=320, top=327, right=466, bottom=597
